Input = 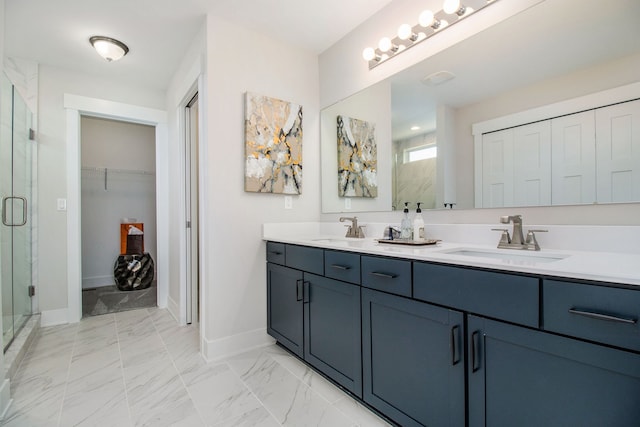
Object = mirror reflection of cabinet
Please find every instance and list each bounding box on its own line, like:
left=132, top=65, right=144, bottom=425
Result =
left=475, top=86, right=640, bottom=208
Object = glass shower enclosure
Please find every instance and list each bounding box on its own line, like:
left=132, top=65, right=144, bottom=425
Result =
left=1, top=72, right=34, bottom=350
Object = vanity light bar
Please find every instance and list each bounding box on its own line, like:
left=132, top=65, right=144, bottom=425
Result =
left=363, top=0, right=499, bottom=69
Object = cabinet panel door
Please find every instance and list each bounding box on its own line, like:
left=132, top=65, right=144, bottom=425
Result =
left=513, top=120, right=551, bottom=206
left=362, top=289, right=464, bottom=427
left=468, top=315, right=640, bottom=427
left=267, top=263, right=304, bottom=357
left=551, top=110, right=596, bottom=205
left=596, top=99, right=640, bottom=203
left=482, top=129, right=514, bottom=208
left=304, top=274, right=362, bottom=397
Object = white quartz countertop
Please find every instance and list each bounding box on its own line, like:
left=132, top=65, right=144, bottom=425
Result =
left=263, top=233, right=640, bottom=287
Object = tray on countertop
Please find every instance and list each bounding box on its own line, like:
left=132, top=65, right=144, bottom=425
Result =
left=376, top=238, right=441, bottom=246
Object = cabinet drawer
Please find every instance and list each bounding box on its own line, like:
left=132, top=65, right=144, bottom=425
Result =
left=325, top=250, right=361, bottom=285
left=361, top=256, right=411, bottom=297
left=266, top=242, right=285, bottom=264
left=414, top=262, right=539, bottom=328
left=285, top=244, right=324, bottom=275
left=544, top=280, right=640, bottom=352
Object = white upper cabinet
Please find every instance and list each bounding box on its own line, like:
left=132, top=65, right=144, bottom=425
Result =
left=595, top=99, right=640, bottom=203
left=551, top=111, right=596, bottom=205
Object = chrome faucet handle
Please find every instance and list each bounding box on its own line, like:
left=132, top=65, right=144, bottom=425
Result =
left=525, top=229, right=548, bottom=251
left=492, top=228, right=511, bottom=248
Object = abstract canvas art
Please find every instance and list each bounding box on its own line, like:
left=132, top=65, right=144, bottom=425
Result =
left=244, top=92, right=303, bottom=194
left=337, top=115, right=378, bottom=198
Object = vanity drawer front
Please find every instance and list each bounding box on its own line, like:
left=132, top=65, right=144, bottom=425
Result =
left=325, top=250, right=361, bottom=285
left=361, top=256, right=411, bottom=297
left=414, top=262, right=539, bottom=327
left=544, top=280, right=640, bottom=352
left=266, top=242, right=286, bottom=265
left=285, top=244, right=324, bottom=275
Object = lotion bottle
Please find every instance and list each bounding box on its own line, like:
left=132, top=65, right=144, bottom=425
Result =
left=413, top=202, right=425, bottom=241
left=400, top=202, right=413, bottom=239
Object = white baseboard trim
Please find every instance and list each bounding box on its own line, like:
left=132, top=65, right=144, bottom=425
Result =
left=0, top=379, right=11, bottom=421
left=167, top=296, right=181, bottom=325
left=82, top=275, right=114, bottom=289
left=40, top=308, right=69, bottom=326
left=202, top=328, right=276, bottom=363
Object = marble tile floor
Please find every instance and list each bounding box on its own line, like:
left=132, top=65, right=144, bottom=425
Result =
left=2, top=308, right=393, bottom=427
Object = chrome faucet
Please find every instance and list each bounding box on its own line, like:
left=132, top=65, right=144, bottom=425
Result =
left=340, top=216, right=366, bottom=238
left=492, top=215, right=547, bottom=251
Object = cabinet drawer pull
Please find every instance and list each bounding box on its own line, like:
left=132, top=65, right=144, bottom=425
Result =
left=471, top=331, right=481, bottom=373
left=268, top=251, right=283, bottom=255
left=296, top=280, right=303, bottom=302
left=370, top=272, right=397, bottom=279
left=331, top=264, right=351, bottom=270
left=568, top=308, right=637, bottom=325
left=451, top=325, right=461, bottom=366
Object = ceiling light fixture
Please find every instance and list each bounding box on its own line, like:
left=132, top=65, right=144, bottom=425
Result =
left=89, top=36, right=129, bottom=62
left=362, top=0, right=498, bottom=69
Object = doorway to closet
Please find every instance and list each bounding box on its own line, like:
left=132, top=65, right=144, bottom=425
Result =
left=80, top=116, right=157, bottom=317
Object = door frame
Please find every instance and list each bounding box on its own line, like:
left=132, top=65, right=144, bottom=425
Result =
left=65, top=94, right=168, bottom=323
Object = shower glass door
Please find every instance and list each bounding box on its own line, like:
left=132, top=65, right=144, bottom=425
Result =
left=1, top=72, right=33, bottom=349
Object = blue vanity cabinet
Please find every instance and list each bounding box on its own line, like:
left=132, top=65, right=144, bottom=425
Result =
left=267, top=244, right=363, bottom=396
left=362, top=288, right=465, bottom=427
left=304, top=273, right=362, bottom=397
left=468, top=314, right=640, bottom=427
left=267, top=262, right=304, bottom=358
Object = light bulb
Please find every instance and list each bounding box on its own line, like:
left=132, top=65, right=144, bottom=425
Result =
left=443, top=0, right=461, bottom=14
left=362, top=47, right=376, bottom=61
left=438, top=19, right=449, bottom=30
left=418, top=10, right=435, bottom=27
left=378, top=37, right=392, bottom=52
left=397, top=23, right=413, bottom=40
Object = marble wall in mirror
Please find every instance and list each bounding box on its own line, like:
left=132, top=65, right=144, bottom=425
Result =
left=320, top=0, right=640, bottom=213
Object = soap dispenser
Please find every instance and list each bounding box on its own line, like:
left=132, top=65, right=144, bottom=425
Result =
left=400, top=202, right=413, bottom=239
left=413, top=202, right=425, bottom=241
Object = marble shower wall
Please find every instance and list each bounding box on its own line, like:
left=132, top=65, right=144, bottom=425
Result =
left=393, top=132, right=437, bottom=210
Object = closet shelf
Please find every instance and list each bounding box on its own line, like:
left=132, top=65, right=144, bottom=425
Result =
left=81, top=166, right=155, bottom=176
left=81, top=166, right=155, bottom=191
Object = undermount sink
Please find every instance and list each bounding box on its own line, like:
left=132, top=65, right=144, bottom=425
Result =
left=440, top=248, right=568, bottom=264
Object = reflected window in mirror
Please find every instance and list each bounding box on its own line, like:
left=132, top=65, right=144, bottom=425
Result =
left=393, top=132, right=437, bottom=211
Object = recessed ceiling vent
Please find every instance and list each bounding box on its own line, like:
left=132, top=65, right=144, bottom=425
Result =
left=421, top=70, right=456, bottom=86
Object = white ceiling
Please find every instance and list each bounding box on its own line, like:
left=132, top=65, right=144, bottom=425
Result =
left=4, top=0, right=394, bottom=91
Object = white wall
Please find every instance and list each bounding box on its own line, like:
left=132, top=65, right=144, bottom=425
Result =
left=38, top=65, right=164, bottom=314
left=80, top=116, right=156, bottom=288
left=164, top=23, right=206, bottom=322
left=202, top=15, right=320, bottom=359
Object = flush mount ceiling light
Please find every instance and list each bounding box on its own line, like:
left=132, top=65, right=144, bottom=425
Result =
left=89, top=36, right=129, bottom=62
left=362, top=0, right=498, bottom=69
